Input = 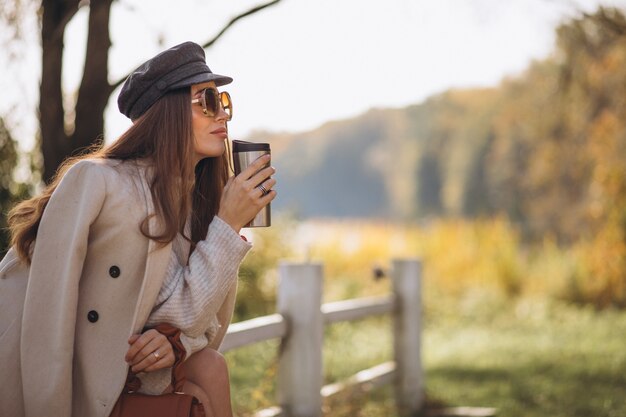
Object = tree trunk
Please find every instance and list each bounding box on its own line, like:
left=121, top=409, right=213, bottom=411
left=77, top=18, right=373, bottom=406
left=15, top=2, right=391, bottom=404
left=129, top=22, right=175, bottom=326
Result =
left=72, top=0, right=114, bottom=156
left=38, top=0, right=282, bottom=183
left=40, top=0, right=78, bottom=183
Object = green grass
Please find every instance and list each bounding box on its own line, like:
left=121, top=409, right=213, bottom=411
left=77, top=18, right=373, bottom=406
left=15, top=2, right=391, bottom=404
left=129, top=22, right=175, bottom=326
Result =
left=226, top=295, right=626, bottom=417
left=226, top=339, right=280, bottom=413
left=226, top=316, right=394, bottom=417
left=424, top=297, right=626, bottom=417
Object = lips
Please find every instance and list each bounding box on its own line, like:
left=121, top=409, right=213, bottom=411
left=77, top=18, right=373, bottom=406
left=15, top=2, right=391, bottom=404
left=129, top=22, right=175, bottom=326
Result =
left=210, top=127, right=228, bottom=139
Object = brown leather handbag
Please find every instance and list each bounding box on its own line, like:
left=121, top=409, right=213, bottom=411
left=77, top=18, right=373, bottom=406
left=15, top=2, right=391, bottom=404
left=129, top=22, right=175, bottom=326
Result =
left=110, top=323, right=205, bottom=417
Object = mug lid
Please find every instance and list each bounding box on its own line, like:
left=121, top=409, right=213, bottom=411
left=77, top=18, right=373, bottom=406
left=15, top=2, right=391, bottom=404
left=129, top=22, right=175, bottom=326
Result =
left=232, top=140, right=270, bottom=152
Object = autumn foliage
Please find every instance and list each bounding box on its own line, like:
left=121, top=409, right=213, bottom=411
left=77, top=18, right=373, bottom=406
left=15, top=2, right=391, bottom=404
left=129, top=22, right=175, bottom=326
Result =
left=488, top=8, right=626, bottom=306
left=267, top=8, right=626, bottom=308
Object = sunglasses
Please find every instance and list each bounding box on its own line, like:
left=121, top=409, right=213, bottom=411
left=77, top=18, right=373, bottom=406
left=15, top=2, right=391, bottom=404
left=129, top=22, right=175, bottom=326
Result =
left=191, top=88, right=233, bottom=121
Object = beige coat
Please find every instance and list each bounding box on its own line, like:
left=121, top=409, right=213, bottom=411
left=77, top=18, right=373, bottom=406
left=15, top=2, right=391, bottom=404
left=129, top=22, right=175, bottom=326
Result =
left=0, top=159, right=237, bottom=417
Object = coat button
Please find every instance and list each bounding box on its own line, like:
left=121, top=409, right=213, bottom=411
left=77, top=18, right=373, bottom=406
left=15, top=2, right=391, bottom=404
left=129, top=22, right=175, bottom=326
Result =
left=109, top=266, right=121, bottom=278
left=87, top=310, right=99, bottom=323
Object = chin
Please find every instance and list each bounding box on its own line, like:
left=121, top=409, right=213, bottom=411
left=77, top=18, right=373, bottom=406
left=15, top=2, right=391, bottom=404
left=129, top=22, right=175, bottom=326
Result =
left=197, top=144, right=226, bottom=159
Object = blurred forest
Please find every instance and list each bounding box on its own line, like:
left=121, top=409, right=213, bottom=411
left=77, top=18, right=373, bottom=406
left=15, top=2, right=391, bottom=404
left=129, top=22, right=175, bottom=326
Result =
left=1, top=7, right=626, bottom=309
left=262, top=8, right=626, bottom=307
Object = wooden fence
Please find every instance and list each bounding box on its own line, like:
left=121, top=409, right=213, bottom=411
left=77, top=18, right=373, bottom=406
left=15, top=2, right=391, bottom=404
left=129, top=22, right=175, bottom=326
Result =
left=219, top=259, right=423, bottom=417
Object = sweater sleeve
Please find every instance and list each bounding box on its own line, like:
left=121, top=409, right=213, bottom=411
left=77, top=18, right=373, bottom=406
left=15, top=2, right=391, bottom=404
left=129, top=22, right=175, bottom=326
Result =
left=145, top=216, right=251, bottom=338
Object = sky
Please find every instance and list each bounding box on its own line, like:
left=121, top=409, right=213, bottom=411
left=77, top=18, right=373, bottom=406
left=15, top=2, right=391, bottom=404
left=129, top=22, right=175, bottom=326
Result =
left=2, top=0, right=626, bottom=151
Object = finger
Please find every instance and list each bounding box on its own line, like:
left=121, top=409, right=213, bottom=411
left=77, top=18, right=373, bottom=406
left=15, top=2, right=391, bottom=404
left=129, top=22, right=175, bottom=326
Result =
left=142, top=351, right=176, bottom=372
left=130, top=345, right=162, bottom=373
left=258, top=189, right=277, bottom=205
left=134, top=349, right=174, bottom=373
left=131, top=352, right=159, bottom=373
left=238, top=154, right=271, bottom=180
left=130, top=336, right=162, bottom=367
left=132, top=337, right=174, bottom=373
left=125, top=334, right=141, bottom=361
left=256, top=178, right=277, bottom=197
left=247, top=166, right=275, bottom=189
left=126, top=336, right=148, bottom=362
left=125, top=331, right=155, bottom=362
left=125, top=330, right=159, bottom=363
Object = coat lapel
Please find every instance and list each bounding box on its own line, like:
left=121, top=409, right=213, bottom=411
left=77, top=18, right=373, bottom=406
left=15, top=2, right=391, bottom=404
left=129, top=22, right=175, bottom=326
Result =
left=129, top=162, right=173, bottom=334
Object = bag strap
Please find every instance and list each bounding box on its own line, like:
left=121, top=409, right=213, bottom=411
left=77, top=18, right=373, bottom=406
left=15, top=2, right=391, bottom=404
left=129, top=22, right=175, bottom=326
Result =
left=153, top=323, right=187, bottom=393
left=123, top=323, right=188, bottom=393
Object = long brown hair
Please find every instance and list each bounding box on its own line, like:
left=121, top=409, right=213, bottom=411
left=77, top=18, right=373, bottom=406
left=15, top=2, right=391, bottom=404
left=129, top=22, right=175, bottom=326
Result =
left=8, top=88, right=229, bottom=263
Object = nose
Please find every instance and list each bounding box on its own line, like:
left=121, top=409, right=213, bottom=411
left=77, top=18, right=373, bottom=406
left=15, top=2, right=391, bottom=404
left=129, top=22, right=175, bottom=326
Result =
left=214, top=106, right=229, bottom=122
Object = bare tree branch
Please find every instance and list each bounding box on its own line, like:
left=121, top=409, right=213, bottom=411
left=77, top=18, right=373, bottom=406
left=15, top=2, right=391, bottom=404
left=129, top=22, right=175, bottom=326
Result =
left=110, top=0, right=283, bottom=91
left=583, top=7, right=626, bottom=36
left=200, top=0, right=282, bottom=49
left=51, top=0, right=82, bottom=43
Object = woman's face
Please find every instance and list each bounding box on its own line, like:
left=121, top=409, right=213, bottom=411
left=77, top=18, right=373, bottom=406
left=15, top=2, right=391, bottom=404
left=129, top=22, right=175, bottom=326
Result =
left=191, top=81, right=230, bottom=164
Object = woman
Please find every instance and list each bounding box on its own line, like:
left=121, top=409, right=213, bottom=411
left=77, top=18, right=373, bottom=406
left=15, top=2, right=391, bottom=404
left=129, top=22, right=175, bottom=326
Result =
left=0, top=41, right=275, bottom=417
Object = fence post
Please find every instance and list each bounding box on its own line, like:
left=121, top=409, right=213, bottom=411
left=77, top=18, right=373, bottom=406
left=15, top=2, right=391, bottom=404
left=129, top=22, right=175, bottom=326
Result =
left=391, top=259, right=424, bottom=416
left=277, top=262, right=324, bottom=417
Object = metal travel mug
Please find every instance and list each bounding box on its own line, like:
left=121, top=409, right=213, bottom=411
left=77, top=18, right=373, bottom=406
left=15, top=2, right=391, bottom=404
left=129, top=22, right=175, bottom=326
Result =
left=232, top=140, right=271, bottom=227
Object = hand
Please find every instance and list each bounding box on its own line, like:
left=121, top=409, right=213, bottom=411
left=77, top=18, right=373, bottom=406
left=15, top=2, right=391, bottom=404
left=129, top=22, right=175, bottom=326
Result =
left=125, top=328, right=175, bottom=373
left=218, top=153, right=277, bottom=232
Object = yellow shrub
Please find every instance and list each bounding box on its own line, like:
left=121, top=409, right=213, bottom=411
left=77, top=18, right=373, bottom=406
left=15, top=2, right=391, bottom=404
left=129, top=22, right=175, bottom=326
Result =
left=240, top=216, right=625, bottom=310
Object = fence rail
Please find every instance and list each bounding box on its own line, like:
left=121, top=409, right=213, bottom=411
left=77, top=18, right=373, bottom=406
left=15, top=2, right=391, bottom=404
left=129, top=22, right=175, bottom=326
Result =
left=322, top=294, right=395, bottom=324
left=220, top=259, right=423, bottom=417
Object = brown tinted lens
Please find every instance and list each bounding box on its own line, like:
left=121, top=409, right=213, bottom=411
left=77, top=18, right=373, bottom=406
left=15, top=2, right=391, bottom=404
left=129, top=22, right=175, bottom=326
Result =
left=204, top=88, right=219, bottom=115
left=220, top=92, right=232, bottom=120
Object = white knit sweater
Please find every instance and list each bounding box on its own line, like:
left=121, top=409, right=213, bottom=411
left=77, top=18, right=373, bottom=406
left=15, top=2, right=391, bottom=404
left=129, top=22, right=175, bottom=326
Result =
left=137, top=215, right=251, bottom=394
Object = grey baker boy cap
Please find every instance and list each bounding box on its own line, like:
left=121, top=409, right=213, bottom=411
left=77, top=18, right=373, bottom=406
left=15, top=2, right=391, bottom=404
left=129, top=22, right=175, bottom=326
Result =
left=118, top=41, right=233, bottom=120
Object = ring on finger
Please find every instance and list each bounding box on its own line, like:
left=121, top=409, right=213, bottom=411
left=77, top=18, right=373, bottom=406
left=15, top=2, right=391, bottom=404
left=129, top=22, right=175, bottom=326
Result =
left=153, top=350, right=160, bottom=361
left=257, top=183, right=269, bottom=196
